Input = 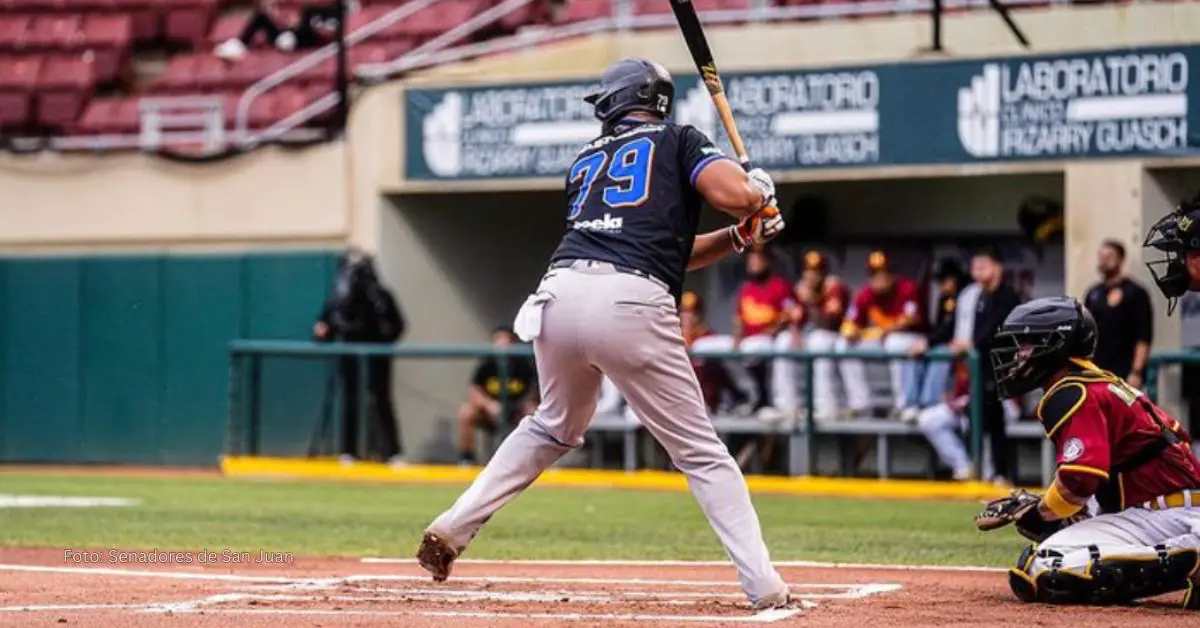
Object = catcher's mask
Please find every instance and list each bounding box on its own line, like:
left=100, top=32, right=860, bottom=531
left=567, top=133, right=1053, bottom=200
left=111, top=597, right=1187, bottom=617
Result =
left=1144, top=197, right=1200, bottom=315
left=991, top=296, right=1097, bottom=398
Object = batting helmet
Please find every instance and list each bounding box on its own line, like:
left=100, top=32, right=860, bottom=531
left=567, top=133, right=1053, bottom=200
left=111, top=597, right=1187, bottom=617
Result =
left=584, top=58, right=675, bottom=128
left=990, top=296, right=1097, bottom=398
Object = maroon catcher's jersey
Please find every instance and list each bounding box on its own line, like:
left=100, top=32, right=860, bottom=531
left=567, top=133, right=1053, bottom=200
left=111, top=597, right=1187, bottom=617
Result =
left=1036, top=359, right=1200, bottom=511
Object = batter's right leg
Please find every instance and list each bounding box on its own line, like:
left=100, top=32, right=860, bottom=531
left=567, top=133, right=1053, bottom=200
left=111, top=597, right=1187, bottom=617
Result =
left=420, top=286, right=603, bottom=581
left=593, top=282, right=787, bottom=606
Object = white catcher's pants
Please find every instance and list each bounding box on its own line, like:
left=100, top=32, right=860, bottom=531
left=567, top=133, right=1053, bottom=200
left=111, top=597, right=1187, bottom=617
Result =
left=1021, top=506, right=1200, bottom=595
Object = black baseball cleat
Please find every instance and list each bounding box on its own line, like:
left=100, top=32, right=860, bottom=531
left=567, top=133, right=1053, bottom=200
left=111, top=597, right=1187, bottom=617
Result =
left=1185, top=580, right=1199, bottom=610
left=416, top=531, right=458, bottom=582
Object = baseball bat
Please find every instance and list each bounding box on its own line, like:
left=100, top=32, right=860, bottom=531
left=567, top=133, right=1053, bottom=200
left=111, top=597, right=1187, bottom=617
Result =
left=669, top=0, right=750, bottom=166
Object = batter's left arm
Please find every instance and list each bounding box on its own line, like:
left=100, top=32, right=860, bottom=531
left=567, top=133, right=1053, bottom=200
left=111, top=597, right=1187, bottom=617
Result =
left=687, top=228, right=739, bottom=271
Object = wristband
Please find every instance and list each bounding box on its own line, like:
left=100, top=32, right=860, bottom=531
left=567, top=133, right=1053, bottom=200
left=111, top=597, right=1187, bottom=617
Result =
left=1043, top=482, right=1085, bottom=519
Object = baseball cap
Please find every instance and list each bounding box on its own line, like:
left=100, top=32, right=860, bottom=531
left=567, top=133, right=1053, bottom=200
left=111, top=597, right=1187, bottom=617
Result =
left=681, top=291, right=704, bottom=313
left=933, top=257, right=964, bottom=281
left=803, top=250, right=827, bottom=272
left=867, top=250, right=889, bottom=274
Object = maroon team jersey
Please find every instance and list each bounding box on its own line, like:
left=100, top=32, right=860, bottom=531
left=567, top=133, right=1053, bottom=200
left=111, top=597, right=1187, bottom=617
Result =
left=1037, top=359, right=1200, bottom=511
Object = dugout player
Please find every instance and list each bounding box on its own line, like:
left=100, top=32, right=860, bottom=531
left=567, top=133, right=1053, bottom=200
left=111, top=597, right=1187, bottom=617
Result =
left=838, top=251, right=925, bottom=418
left=979, top=296, right=1200, bottom=608
left=789, top=251, right=850, bottom=422
left=416, top=58, right=791, bottom=610
left=1144, top=193, right=1200, bottom=314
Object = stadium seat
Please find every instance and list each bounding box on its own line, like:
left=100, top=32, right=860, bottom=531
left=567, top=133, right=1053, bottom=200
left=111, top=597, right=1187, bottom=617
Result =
left=27, top=15, right=85, bottom=51
left=555, top=0, right=614, bottom=24
left=163, top=0, right=222, bottom=46
left=0, top=55, right=43, bottom=132
left=0, top=15, right=32, bottom=52
left=207, top=11, right=248, bottom=46
left=227, top=50, right=294, bottom=87
left=81, top=15, right=133, bottom=84
left=35, top=55, right=94, bottom=130
left=391, top=0, right=481, bottom=39
left=75, top=95, right=140, bottom=134
left=497, top=0, right=552, bottom=32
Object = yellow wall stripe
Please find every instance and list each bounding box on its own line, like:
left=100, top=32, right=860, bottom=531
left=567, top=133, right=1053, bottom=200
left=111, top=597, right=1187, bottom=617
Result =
left=220, top=456, right=1013, bottom=502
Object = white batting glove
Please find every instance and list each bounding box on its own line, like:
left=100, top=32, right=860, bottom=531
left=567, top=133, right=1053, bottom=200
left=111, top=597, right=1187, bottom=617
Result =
left=731, top=207, right=785, bottom=253
left=746, top=167, right=776, bottom=209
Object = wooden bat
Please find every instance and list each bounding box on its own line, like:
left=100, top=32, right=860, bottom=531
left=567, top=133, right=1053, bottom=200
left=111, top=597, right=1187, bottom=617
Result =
left=669, top=0, right=751, bottom=166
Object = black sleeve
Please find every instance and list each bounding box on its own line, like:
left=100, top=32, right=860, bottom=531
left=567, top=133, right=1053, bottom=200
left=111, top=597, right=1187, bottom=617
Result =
left=677, top=125, right=733, bottom=190
left=926, top=295, right=957, bottom=346
left=973, top=285, right=1022, bottom=349
left=373, top=289, right=405, bottom=342
left=1132, top=284, right=1153, bottom=344
left=471, top=360, right=491, bottom=389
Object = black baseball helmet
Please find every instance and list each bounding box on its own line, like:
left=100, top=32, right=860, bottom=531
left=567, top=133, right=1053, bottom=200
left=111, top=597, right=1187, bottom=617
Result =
left=1144, top=192, right=1200, bottom=314
left=990, top=296, right=1098, bottom=398
left=584, top=58, right=675, bottom=128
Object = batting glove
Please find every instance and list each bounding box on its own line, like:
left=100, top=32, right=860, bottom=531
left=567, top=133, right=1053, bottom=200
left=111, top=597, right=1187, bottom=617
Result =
left=731, top=206, right=785, bottom=253
left=746, top=167, right=776, bottom=210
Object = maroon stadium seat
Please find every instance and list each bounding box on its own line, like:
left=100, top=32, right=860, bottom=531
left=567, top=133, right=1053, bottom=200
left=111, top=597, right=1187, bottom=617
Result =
left=0, top=15, right=32, bottom=52
left=36, top=55, right=95, bottom=130
left=163, top=0, right=221, bottom=46
left=393, top=0, right=480, bottom=39
left=227, top=50, right=292, bottom=87
left=207, top=11, right=248, bottom=46
left=0, top=55, right=43, bottom=131
left=75, top=95, right=139, bottom=134
left=81, top=14, right=133, bottom=84
left=27, top=15, right=85, bottom=51
left=556, top=0, right=614, bottom=23
left=498, top=0, right=552, bottom=32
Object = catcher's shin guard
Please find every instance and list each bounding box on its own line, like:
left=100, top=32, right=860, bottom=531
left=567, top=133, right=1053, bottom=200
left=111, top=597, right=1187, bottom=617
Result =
left=1011, top=544, right=1200, bottom=606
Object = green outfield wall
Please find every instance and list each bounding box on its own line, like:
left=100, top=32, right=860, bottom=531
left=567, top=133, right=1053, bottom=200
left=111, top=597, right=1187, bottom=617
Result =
left=0, top=251, right=338, bottom=466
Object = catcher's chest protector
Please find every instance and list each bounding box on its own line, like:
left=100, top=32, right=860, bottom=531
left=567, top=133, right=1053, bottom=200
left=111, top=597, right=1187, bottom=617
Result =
left=1037, top=367, right=1200, bottom=512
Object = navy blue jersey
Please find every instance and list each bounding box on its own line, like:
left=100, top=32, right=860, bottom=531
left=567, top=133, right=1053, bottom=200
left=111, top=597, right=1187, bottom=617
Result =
left=551, top=120, right=728, bottom=299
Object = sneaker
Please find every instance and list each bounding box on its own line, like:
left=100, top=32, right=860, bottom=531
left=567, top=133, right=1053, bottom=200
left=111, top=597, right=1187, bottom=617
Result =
left=756, top=407, right=785, bottom=424
left=386, top=455, right=407, bottom=468
left=415, top=531, right=458, bottom=582
left=214, top=38, right=247, bottom=61
left=337, top=454, right=357, bottom=466
left=952, top=466, right=974, bottom=481
left=900, top=407, right=920, bottom=423
left=275, top=30, right=297, bottom=52
left=750, top=587, right=792, bottom=611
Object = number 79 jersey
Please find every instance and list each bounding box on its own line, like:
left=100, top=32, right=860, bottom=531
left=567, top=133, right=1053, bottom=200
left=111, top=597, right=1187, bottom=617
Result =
left=550, top=120, right=729, bottom=300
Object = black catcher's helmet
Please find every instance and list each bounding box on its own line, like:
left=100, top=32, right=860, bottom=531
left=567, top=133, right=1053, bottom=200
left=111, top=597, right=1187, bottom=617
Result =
left=990, top=296, right=1098, bottom=398
left=1144, top=192, right=1200, bottom=315
left=584, top=58, right=675, bottom=128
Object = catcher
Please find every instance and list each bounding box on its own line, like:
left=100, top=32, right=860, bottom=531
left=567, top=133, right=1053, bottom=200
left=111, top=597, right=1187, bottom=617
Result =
left=976, top=296, right=1200, bottom=608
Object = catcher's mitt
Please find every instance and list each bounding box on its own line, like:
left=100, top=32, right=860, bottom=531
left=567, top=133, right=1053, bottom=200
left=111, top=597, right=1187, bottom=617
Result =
left=975, top=489, right=1041, bottom=532
left=975, top=489, right=1088, bottom=543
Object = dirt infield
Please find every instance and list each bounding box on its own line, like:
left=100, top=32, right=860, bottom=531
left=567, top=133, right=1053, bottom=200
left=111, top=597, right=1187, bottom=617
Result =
left=0, top=548, right=1193, bottom=627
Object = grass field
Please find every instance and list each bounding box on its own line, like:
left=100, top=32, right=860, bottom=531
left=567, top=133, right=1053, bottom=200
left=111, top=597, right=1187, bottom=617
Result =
left=0, top=472, right=1022, bottom=566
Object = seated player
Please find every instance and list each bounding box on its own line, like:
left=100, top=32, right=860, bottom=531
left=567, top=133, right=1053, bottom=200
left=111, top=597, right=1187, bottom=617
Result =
left=903, top=257, right=967, bottom=422
left=457, top=326, right=537, bottom=466
left=917, top=362, right=1022, bottom=481
left=838, top=251, right=925, bottom=418
left=1144, top=192, right=1200, bottom=314
left=788, top=250, right=850, bottom=423
left=976, top=296, right=1200, bottom=609
left=698, top=249, right=797, bottom=420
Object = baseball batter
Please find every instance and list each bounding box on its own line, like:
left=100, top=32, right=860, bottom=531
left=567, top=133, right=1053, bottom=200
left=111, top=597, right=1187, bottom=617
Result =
left=976, top=296, right=1200, bottom=608
left=416, top=58, right=791, bottom=610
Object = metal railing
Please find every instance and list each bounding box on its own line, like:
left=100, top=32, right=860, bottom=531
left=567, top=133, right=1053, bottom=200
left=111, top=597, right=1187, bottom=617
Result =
left=226, top=339, right=986, bottom=477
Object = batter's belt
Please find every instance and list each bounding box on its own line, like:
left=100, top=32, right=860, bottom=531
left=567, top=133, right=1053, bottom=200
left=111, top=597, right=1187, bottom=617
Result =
left=548, top=259, right=669, bottom=290
left=1138, top=489, right=1200, bottom=511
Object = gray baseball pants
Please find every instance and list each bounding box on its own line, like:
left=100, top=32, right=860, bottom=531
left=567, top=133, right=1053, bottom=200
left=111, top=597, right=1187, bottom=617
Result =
left=428, top=260, right=786, bottom=603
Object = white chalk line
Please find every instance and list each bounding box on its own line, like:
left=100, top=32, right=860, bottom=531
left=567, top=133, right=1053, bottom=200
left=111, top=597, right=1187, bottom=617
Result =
left=363, top=557, right=1005, bottom=573
left=151, top=607, right=808, bottom=623
left=0, top=562, right=898, bottom=623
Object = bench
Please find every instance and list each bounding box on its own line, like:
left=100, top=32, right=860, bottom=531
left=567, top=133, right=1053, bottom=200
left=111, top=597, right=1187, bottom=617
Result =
left=586, top=412, right=1056, bottom=482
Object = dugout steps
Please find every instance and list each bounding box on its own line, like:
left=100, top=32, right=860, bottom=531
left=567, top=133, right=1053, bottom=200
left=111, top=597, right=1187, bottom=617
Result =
left=219, top=455, right=1015, bottom=501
